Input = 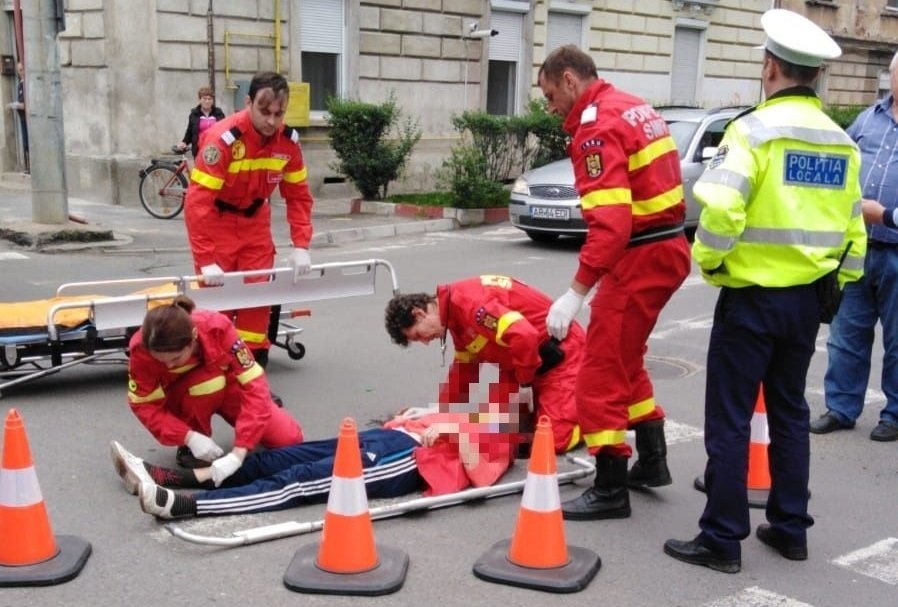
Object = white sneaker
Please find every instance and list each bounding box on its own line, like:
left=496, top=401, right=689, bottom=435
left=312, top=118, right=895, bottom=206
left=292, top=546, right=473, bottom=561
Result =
left=110, top=440, right=153, bottom=496
left=138, top=481, right=177, bottom=520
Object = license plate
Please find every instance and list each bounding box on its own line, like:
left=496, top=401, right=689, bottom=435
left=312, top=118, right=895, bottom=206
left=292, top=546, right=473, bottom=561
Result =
left=530, top=206, right=570, bottom=220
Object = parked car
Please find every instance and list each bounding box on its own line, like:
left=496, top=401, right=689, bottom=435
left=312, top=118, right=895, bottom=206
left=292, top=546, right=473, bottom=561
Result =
left=508, top=106, right=746, bottom=242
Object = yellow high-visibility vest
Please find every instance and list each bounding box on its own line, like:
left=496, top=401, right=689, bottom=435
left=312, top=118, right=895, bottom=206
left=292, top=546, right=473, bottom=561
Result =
left=692, top=93, right=866, bottom=289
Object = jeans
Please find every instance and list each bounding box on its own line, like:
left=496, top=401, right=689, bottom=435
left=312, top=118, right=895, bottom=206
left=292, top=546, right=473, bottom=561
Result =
left=824, top=246, right=898, bottom=426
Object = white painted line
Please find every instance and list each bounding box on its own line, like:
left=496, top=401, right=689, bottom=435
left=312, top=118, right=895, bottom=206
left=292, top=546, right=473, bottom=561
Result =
left=805, top=385, right=886, bottom=407
left=665, top=419, right=703, bottom=446
left=0, top=252, right=28, bottom=260
left=652, top=315, right=715, bottom=339
left=833, top=538, right=898, bottom=585
left=703, top=586, right=815, bottom=607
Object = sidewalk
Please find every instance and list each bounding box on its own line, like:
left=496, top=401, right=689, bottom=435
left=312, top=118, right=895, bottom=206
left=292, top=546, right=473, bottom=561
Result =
left=0, top=184, right=460, bottom=253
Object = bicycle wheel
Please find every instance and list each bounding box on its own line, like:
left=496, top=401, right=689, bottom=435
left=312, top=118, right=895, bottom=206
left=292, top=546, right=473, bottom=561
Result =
left=138, top=163, right=187, bottom=219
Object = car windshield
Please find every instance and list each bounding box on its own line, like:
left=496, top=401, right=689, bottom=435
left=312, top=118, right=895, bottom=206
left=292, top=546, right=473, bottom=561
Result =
left=666, top=120, right=699, bottom=160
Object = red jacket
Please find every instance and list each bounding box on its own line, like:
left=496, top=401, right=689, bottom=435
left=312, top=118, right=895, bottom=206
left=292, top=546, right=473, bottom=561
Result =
left=437, top=276, right=551, bottom=404
left=185, top=109, right=314, bottom=267
left=127, top=309, right=273, bottom=449
left=564, top=80, right=685, bottom=289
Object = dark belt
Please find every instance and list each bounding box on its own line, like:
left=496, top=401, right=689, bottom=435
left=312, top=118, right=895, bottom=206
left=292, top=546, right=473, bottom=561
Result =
left=868, top=240, right=898, bottom=250
left=214, top=198, right=266, bottom=218
left=627, top=223, right=685, bottom=248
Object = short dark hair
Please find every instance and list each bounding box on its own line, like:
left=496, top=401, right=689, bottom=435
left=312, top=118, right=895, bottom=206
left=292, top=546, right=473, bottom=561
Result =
left=384, top=292, right=435, bottom=347
left=248, top=71, right=289, bottom=100
left=197, top=86, right=214, bottom=99
left=539, top=44, right=598, bottom=84
left=765, top=51, right=820, bottom=86
left=141, top=296, right=196, bottom=352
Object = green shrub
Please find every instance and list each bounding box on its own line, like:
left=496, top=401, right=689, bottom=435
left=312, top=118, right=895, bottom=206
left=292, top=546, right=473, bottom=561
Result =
left=525, top=98, right=568, bottom=169
left=326, top=94, right=421, bottom=200
left=387, top=191, right=457, bottom=207
left=438, top=146, right=509, bottom=209
left=824, top=105, right=866, bottom=130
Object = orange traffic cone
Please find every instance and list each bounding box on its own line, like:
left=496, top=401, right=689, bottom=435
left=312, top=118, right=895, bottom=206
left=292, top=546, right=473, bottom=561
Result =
left=283, top=417, right=408, bottom=596
left=473, top=415, right=601, bottom=593
left=0, top=409, right=91, bottom=587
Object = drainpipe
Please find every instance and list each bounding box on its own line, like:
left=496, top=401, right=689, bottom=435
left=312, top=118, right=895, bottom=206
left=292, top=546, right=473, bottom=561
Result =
left=207, top=0, right=215, bottom=94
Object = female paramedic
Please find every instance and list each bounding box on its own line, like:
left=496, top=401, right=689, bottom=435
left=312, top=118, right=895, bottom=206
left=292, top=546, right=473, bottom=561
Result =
left=110, top=404, right=522, bottom=519
left=126, top=295, right=303, bottom=482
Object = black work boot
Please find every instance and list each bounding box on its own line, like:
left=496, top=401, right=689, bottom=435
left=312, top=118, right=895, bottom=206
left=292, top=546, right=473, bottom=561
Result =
left=562, top=453, right=631, bottom=520
left=628, top=419, right=672, bottom=488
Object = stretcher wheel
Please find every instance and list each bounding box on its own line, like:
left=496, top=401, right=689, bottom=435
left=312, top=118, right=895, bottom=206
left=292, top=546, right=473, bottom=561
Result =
left=286, top=339, right=305, bottom=361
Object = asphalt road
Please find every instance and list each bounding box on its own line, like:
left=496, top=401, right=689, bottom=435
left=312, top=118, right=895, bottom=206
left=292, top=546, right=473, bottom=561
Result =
left=0, top=225, right=896, bottom=607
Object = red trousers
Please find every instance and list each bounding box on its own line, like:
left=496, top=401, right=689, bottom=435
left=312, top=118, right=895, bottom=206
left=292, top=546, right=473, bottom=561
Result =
left=577, top=236, right=691, bottom=457
left=166, top=365, right=302, bottom=449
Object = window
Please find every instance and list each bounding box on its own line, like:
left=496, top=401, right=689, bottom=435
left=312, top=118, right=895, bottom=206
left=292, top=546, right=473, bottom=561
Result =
left=546, top=11, right=585, bottom=53
left=692, top=118, right=729, bottom=162
left=487, top=11, right=524, bottom=115
left=879, top=70, right=891, bottom=99
left=888, top=0, right=898, bottom=10
left=299, top=0, right=344, bottom=112
left=670, top=26, right=703, bottom=105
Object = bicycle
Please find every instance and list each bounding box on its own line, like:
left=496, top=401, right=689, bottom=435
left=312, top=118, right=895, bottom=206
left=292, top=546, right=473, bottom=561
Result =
left=138, top=145, right=189, bottom=219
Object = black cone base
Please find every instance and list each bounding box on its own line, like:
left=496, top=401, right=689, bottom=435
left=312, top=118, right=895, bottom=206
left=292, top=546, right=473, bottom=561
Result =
left=0, top=535, right=92, bottom=587
left=283, top=543, right=408, bottom=596
left=473, top=539, right=601, bottom=594
left=693, top=474, right=809, bottom=509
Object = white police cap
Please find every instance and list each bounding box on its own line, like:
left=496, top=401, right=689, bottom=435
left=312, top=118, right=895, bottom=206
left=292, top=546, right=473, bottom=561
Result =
left=760, top=9, right=841, bottom=67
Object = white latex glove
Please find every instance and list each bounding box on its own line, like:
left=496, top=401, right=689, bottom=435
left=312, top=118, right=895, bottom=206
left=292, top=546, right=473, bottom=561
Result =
left=547, top=288, right=585, bottom=340
left=200, top=263, right=225, bottom=286
left=517, top=385, right=534, bottom=413
left=185, top=431, right=224, bottom=462
left=210, top=452, right=243, bottom=487
left=287, top=248, right=311, bottom=281
left=399, top=405, right=439, bottom=420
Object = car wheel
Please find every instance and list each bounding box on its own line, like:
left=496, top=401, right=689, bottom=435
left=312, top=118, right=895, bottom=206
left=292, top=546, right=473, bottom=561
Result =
left=525, top=231, right=559, bottom=243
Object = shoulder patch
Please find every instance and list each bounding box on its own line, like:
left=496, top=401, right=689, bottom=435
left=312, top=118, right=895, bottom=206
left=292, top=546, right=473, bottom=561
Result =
left=580, top=104, right=598, bottom=125
left=202, top=145, right=221, bottom=165
left=231, top=339, right=254, bottom=369
left=585, top=152, right=603, bottom=177
left=283, top=126, right=300, bottom=144
left=475, top=306, right=498, bottom=331
left=707, top=144, right=728, bottom=170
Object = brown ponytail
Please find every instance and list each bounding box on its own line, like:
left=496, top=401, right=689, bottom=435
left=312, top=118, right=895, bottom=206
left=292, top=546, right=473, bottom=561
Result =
left=141, top=296, right=196, bottom=352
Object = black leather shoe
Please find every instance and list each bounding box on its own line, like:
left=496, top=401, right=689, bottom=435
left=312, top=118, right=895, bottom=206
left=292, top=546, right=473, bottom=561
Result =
left=870, top=420, right=898, bottom=442
left=809, top=412, right=852, bottom=434
left=756, top=524, right=808, bottom=561
left=175, top=446, right=206, bottom=469
left=663, top=538, right=740, bottom=573
left=561, top=486, right=631, bottom=520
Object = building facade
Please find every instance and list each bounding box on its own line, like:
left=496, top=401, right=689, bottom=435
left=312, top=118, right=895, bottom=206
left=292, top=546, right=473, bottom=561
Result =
left=1, top=0, right=894, bottom=205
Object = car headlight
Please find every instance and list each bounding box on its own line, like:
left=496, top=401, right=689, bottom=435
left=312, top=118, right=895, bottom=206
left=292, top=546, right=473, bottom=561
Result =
left=511, top=176, right=530, bottom=196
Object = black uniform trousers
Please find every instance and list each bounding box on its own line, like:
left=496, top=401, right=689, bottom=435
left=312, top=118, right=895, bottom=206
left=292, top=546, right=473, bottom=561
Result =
left=697, top=284, right=818, bottom=560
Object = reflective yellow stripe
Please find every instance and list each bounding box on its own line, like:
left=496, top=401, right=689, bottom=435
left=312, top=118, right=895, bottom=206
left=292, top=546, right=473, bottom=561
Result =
left=632, top=185, right=683, bottom=216
left=628, top=136, right=678, bottom=171
left=628, top=397, right=656, bottom=420
left=128, top=385, right=165, bottom=404
left=495, top=311, right=524, bottom=346
left=581, top=187, right=632, bottom=210
left=283, top=167, right=307, bottom=184
left=188, top=375, right=226, bottom=397
left=479, top=275, right=513, bottom=289
left=236, top=363, right=264, bottom=385
left=191, top=168, right=224, bottom=190
left=237, top=328, right=266, bottom=346
left=565, top=424, right=582, bottom=451
left=465, top=334, right=489, bottom=354
left=169, top=363, right=198, bottom=375
left=227, top=157, right=288, bottom=174
left=455, top=350, right=477, bottom=363
left=583, top=429, right=627, bottom=448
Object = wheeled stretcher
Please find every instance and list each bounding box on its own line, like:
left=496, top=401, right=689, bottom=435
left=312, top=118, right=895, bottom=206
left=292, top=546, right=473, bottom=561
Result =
left=0, top=259, right=399, bottom=397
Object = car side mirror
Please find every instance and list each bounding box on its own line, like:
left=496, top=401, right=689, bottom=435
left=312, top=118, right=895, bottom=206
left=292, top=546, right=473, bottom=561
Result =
left=701, top=146, right=718, bottom=162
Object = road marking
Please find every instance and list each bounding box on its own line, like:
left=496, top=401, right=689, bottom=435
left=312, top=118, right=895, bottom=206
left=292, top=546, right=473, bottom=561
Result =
left=665, top=419, right=703, bottom=445
left=0, top=252, right=28, bottom=260
left=703, top=586, right=815, bottom=607
left=805, top=385, right=886, bottom=406
left=833, top=538, right=898, bottom=585
left=652, top=315, right=715, bottom=338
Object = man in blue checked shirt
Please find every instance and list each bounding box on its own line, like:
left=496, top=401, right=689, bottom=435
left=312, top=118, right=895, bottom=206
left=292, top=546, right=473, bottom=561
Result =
left=811, top=50, right=898, bottom=443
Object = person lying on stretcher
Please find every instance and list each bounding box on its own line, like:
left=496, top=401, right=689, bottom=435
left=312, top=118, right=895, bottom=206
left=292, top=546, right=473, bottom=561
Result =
left=110, top=402, right=528, bottom=520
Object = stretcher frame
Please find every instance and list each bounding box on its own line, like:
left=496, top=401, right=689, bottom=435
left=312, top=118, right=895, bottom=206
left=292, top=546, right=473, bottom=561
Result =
left=0, top=259, right=399, bottom=397
left=165, top=454, right=596, bottom=548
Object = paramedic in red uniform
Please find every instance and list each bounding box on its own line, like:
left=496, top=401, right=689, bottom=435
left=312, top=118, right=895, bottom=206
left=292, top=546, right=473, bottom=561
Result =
left=539, top=45, right=691, bottom=520
left=127, top=296, right=303, bottom=480
left=184, top=71, right=314, bottom=369
left=384, top=275, right=583, bottom=454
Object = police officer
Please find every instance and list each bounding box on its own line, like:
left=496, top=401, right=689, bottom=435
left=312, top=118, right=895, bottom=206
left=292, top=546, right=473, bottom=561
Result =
left=664, top=9, right=866, bottom=573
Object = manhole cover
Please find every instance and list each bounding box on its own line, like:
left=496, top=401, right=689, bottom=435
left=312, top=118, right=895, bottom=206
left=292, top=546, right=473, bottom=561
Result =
left=645, top=355, right=699, bottom=379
